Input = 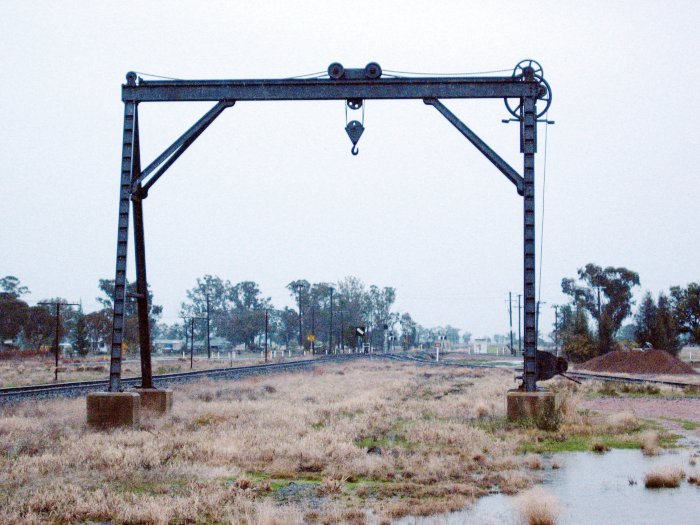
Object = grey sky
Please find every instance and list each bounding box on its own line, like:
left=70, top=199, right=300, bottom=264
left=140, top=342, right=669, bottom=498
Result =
left=1, top=1, right=698, bottom=338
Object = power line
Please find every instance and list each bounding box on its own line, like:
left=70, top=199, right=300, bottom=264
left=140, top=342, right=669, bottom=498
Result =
left=537, top=114, right=551, bottom=308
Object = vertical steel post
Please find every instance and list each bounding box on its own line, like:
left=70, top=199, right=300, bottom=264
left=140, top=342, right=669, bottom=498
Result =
left=108, top=80, right=138, bottom=392
left=131, top=106, right=153, bottom=389
left=522, top=90, right=538, bottom=392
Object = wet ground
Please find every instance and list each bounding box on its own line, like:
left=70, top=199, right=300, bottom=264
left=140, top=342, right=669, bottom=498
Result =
left=396, top=447, right=700, bottom=525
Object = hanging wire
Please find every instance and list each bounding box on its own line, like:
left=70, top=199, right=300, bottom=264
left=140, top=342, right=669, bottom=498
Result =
left=132, top=71, right=183, bottom=81
left=285, top=70, right=328, bottom=79
left=537, top=113, right=551, bottom=310
left=383, top=68, right=512, bottom=77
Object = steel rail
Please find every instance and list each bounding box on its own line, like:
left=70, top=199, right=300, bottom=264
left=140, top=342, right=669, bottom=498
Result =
left=0, top=354, right=366, bottom=402
left=567, top=371, right=699, bottom=390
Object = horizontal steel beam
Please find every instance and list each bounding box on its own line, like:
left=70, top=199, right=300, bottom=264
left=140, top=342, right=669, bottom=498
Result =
left=123, top=76, right=538, bottom=102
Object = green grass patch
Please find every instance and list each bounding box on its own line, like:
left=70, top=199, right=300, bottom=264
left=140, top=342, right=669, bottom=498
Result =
left=519, top=434, right=643, bottom=453
left=665, top=418, right=700, bottom=430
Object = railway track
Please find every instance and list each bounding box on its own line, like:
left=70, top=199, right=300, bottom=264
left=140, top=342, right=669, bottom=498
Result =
left=567, top=370, right=699, bottom=390
left=3, top=353, right=694, bottom=403
left=0, top=354, right=368, bottom=402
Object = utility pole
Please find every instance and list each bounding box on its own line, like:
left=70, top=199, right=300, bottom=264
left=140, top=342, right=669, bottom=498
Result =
left=311, top=307, right=316, bottom=355
left=182, top=315, right=206, bottom=369
left=190, top=318, right=194, bottom=369
left=592, top=285, right=606, bottom=319
left=340, top=310, right=344, bottom=352
left=264, top=308, right=269, bottom=363
left=508, top=292, right=514, bottom=356
left=536, top=300, right=547, bottom=345
left=328, top=286, right=334, bottom=355
left=205, top=291, right=211, bottom=359
left=517, top=294, right=522, bottom=356
left=295, top=283, right=303, bottom=350
left=39, top=301, right=79, bottom=381
left=555, top=305, right=559, bottom=350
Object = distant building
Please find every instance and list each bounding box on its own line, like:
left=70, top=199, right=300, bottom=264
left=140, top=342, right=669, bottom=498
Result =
left=470, top=339, right=489, bottom=354
left=153, top=339, right=184, bottom=353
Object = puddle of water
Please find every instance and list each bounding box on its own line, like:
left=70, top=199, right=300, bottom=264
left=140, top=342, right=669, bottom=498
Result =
left=395, top=449, right=700, bottom=525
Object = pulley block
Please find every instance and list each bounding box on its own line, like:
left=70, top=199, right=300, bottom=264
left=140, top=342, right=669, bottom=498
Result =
left=345, top=120, right=364, bottom=156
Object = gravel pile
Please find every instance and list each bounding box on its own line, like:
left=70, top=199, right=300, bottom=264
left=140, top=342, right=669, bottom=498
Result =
left=578, top=349, right=698, bottom=375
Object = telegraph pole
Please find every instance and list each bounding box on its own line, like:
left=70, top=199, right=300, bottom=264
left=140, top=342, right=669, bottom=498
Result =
left=508, top=292, right=514, bottom=356
left=190, top=318, right=194, bottom=369
left=328, top=286, right=334, bottom=354
left=295, top=283, right=303, bottom=350
left=181, top=315, right=206, bottom=369
left=340, top=310, right=345, bottom=352
left=536, top=300, right=547, bottom=345
left=552, top=304, right=559, bottom=356
left=311, top=307, right=316, bottom=355
left=39, top=301, right=79, bottom=381
left=205, top=291, right=211, bottom=359
left=515, top=294, right=522, bottom=356
left=264, top=308, right=269, bottom=363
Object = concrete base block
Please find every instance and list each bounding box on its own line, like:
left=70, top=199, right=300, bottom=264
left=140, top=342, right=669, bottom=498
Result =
left=506, top=390, right=556, bottom=423
left=133, top=388, right=173, bottom=413
left=87, top=392, right=140, bottom=429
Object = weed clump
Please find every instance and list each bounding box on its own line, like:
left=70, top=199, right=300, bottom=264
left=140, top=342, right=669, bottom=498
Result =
left=644, top=466, right=685, bottom=488
left=590, top=439, right=609, bottom=453
left=516, top=487, right=560, bottom=525
left=640, top=431, right=659, bottom=456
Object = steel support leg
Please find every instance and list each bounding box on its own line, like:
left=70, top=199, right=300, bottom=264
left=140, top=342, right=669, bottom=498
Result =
left=108, top=100, right=137, bottom=392
left=522, top=95, right=538, bottom=391
left=130, top=105, right=153, bottom=389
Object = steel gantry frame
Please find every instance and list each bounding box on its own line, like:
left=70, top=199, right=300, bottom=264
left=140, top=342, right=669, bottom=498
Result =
left=108, top=61, right=552, bottom=393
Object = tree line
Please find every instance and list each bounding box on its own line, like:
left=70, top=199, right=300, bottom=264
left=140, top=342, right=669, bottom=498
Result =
left=0, top=274, right=467, bottom=355
left=556, top=264, right=699, bottom=362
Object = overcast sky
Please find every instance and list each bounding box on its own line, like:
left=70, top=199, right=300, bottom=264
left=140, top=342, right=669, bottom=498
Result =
left=1, top=1, right=698, bottom=338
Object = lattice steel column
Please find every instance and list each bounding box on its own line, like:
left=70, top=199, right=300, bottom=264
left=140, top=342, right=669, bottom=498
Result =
left=522, top=93, right=538, bottom=391
left=131, top=107, right=153, bottom=389
left=108, top=74, right=138, bottom=392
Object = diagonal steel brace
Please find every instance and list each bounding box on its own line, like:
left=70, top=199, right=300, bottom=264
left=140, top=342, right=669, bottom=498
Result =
left=424, top=98, right=524, bottom=195
left=131, top=100, right=235, bottom=196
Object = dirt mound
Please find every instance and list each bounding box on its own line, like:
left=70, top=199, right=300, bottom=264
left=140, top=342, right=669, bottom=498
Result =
left=578, top=349, right=698, bottom=375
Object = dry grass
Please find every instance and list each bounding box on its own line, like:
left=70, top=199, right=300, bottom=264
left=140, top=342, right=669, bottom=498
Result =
left=590, top=439, right=609, bottom=453
left=516, top=487, right=560, bottom=525
left=644, top=466, right=685, bottom=488
left=0, top=361, right=534, bottom=524
left=605, top=411, right=640, bottom=433
left=640, top=430, right=660, bottom=456
left=0, top=360, right=659, bottom=524
left=0, top=353, right=297, bottom=387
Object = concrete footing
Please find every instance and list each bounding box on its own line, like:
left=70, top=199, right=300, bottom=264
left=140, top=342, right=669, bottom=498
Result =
left=133, top=388, right=173, bottom=413
left=86, top=392, right=140, bottom=429
left=506, top=389, right=556, bottom=422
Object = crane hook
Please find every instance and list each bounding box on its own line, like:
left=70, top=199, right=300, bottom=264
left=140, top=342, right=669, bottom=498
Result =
left=351, top=145, right=359, bottom=155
